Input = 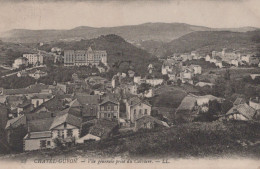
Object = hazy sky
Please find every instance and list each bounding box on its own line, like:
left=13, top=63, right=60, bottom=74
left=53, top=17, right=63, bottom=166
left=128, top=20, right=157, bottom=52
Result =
left=0, top=0, right=260, bottom=33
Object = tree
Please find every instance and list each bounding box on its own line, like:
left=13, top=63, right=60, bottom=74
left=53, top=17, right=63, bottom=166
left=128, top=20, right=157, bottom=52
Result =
left=221, top=100, right=233, bottom=114
left=137, top=83, right=151, bottom=94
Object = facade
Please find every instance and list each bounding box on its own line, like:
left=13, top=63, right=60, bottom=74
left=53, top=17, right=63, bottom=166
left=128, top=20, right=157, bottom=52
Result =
left=190, top=65, right=202, bottom=74
left=12, top=57, right=28, bottom=69
left=64, top=47, right=107, bottom=66
left=126, top=97, right=152, bottom=123
left=98, top=99, right=120, bottom=119
left=23, top=54, right=43, bottom=65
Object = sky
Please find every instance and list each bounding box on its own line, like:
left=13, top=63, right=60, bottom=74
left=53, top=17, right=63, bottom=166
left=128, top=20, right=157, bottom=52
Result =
left=0, top=0, right=260, bottom=33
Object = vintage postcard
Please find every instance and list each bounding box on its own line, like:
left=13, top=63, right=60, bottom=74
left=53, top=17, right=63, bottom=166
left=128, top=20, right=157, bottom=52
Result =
left=0, top=0, right=259, bottom=169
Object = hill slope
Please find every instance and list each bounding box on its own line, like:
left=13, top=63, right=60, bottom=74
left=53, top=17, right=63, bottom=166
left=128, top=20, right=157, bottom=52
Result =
left=160, top=30, right=260, bottom=57
left=0, top=23, right=210, bottom=43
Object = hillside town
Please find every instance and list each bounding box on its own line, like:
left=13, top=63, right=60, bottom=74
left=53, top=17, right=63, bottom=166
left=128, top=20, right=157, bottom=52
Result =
left=0, top=42, right=259, bottom=155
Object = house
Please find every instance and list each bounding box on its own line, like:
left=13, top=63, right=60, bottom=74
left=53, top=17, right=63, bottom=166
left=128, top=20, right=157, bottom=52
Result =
left=126, top=97, right=152, bottom=123
left=223, top=103, right=257, bottom=121
left=31, top=94, right=53, bottom=108
left=205, top=55, right=211, bottom=62
left=50, top=112, right=82, bottom=141
left=190, top=65, right=202, bottom=74
left=134, top=76, right=141, bottom=84
left=12, top=57, right=28, bottom=69
left=17, top=101, right=34, bottom=115
left=5, top=115, right=27, bottom=144
left=23, top=118, right=54, bottom=151
left=76, top=133, right=100, bottom=144
left=98, top=97, right=120, bottom=120
left=143, top=88, right=154, bottom=98
left=215, top=61, right=223, bottom=68
left=74, top=93, right=101, bottom=118
left=29, top=70, right=48, bottom=79
left=231, top=60, right=239, bottom=67
left=128, top=70, right=135, bottom=77
left=145, top=79, right=164, bottom=86
left=134, top=115, right=169, bottom=131
left=250, top=74, right=260, bottom=80
left=195, top=82, right=215, bottom=88
left=17, top=70, right=28, bottom=77
left=23, top=111, right=82, bottom=151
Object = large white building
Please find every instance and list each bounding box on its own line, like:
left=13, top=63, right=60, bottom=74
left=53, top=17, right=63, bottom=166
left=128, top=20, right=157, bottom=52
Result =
left=23, top=53, right=43, bottom=65
left=64, top=47, right=107, bottom=66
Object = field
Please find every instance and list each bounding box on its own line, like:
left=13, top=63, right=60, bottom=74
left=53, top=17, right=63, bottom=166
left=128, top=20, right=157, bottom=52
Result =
left=1, top=121, right=259, bottom=161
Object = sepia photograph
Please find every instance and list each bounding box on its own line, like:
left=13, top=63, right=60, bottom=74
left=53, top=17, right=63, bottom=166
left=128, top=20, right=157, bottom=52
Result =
left=0, top=0, right=259, bottom=168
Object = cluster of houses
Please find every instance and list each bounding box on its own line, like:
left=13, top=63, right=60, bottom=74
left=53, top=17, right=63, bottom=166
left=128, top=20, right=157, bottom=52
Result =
left=161, top=57, right=202, bottom=85
left=205, top=49, right=259, bottom=68
left=1, top=68, right=171, bottom=151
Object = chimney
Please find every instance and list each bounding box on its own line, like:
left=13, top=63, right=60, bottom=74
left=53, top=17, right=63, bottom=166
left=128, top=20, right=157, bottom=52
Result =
left=256, top=97, right=259, bottom=102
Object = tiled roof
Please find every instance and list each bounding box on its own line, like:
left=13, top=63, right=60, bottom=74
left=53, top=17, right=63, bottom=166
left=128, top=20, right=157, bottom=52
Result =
left=28, top=117, right=54, bottom=132
left=233, top=98, right=246, bottom=106
left=176, top=95, right=197, bottom=111
left=3, top=88, right=41, bottom=95
left=50, top=113, right=82, bottom=129
left=127, top=96, right=151, bottom=107
left=5, top=115, right=26, bottom=130
left=226, top=103, right=256, bottom=120
left=25, top=111, right=53, bottom=121
left=75, top=93, right=100, bottom=105
left=31, top=94, right=53, bottom=99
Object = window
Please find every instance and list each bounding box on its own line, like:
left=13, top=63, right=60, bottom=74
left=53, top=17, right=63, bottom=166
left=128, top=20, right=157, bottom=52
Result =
left=134, top=109, right=136, bottom=115
left=139, top=109, right=142, bottom=115
left=64, top=122, right=67, bottom=128
left=114, top=106, right=118, bottom=110
left=47, top=141, right=51, bottom=146
left=108, top=113, right=111, bottom=118
left=57, top=130, right=61, bottom=137
left=107, top=105, right=111, bottom=111
left=145, top=109, right=148, bottom=115
left=40, top=140, right=46, bottom=148
left=104, top=113, right=107, bottom=118
left=67, top=129, right=73, bottom=137
left=101, top=106, right=104, bottom=111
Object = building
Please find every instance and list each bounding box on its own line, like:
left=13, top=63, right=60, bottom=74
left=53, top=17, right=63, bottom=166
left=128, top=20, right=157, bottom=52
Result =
left=12, top=57, right=28, bottom=69
left=23, top=53, right=43, bottom=66
left=223, top=103, right=256, bottom=121
left=190, top=65, right=202, bottom=74
left=98, top=98, right=120, bottom=120
left=29, top=70, right=48, bottom=79
left=134, top=115, right=169, bottom=131
left=23, top=118, right=54, bottom=151
left=126, top=97, right=152, bottom=123
left=145, top=79, right=164, bottom=86
left=64, top=47, right=107, bottom=66
left=23, top=112, right=82, bottom=151
left=31, top=94, right=53, bottom=108
left=17, top=70, right=28, bottom=77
